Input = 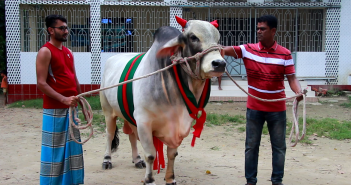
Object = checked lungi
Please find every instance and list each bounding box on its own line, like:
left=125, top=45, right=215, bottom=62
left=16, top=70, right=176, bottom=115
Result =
left=40, top=109, right=84, bottom=185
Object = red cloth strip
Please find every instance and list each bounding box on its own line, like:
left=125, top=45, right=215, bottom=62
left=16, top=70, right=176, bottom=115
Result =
left=172, top=65, right=209, bottom=147
left=153, top=136, right=165, bottom=173
left=172, top=66, right=198, bottom=113
left=122, top=54, right=144, bottom=124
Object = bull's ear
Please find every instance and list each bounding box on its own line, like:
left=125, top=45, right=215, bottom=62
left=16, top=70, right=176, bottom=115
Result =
left=156, top=36, right=183, bottom=58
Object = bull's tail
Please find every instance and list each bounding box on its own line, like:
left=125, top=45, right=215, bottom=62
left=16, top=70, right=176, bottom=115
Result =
left=111, top=125, right=119, bottom=153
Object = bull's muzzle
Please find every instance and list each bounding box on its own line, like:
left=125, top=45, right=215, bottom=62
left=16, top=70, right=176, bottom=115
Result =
left=211, top=59, right=226, bottom=72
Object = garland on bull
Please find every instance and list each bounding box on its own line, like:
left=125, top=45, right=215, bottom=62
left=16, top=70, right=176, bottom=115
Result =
left=117, top=52, right=212, bottom=173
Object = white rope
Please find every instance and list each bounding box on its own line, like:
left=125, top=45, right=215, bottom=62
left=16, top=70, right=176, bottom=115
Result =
left=225, top=71, right=307, bottom=147
left=68, top=97, right=94, bottom=144
left=69, top=46, right=306, bottom=146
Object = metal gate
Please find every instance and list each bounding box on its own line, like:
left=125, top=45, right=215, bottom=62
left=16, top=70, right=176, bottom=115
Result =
left=20, top=4, right=91, bottom=52
left=183, top=7, right=325, bottom=77
left=100, top=6, right=169, bottom=53
left=19, top=4, right=325, bottom=77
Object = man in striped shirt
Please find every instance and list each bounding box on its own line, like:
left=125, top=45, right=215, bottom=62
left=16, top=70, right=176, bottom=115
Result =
left=223, top=15, right=303, bottom=185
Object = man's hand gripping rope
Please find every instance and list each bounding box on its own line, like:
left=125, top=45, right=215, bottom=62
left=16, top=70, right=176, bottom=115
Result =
left=225, top=71, right=308, bottom=147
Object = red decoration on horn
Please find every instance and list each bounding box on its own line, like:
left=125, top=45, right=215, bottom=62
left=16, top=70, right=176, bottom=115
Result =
left=175, top=16, right=187, bottom=28
left=210, top=20, right=219, bottom=28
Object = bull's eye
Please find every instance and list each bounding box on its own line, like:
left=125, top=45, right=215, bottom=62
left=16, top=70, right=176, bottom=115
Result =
left=190, top=35, right=199, bottom=42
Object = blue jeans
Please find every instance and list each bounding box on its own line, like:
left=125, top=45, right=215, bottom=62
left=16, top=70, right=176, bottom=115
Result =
left=245, top=108, right=286, bottom=184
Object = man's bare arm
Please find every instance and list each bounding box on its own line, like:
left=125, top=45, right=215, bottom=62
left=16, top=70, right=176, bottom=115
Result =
left=36, top=47, right=78, bottom=106
left=286, top=74, right=303, bottom=101
left=222, top=46, right=238, bottom=58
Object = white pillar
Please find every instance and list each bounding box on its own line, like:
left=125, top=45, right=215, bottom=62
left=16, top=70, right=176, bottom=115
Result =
left=90, top=0, right=101, bottom=84
left=5, top=0, right=21, bottom=84
left=325, top=6, right=341, bottom=85
left=170, top=0, right=183, bottom=31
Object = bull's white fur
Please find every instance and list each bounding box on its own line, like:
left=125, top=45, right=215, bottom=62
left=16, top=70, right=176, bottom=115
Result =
left=101, top=21, right=225, bottom=184
left=185, top=20, right=222, bottom=79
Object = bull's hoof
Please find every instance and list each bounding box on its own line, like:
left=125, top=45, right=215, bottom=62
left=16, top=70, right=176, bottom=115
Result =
left=132, top=155, right=146, bottom=169
left=134, top=160, right=146, bottom=169
left=102, top=161, right=112, bottom=170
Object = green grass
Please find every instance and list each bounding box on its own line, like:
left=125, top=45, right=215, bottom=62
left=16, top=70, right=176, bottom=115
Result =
left=8, top=97, right=351, bottom=141
left=285, top=117, right=351, bottom=141
left=78, top=111, right=124, bottom=135
left=7, top=95, right=101, bottom=110
left=234, top=117, right=351, bottom=141
left=78, top=112, right=106, bottom=133
left=237, top=126, right=246, bottom=133
left=340, top=96, right=351, bottom=108
left=206, top=113, right=245, bottom=126
left=8, top=98, right=43, bottom=109
left=83, top=96, right=101, bottom=110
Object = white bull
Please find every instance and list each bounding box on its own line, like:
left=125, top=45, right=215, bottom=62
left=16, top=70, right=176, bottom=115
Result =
left=100, top=17, right=226, bottom=185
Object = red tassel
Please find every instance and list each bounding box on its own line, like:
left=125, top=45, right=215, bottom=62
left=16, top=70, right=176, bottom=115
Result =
left=175, top=16, right=187, bottom=28
left=191, top=109, right=207, bottom=147
left=153, top=136, right=165, bottom=174
left=210, top=20, right=219, bottom=28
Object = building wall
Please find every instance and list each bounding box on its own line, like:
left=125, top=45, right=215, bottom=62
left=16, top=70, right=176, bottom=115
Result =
left=20, top=52, right=92, bottom=84
left=295, top=52, right=326, bottom=77
left=5, top=0, right=345, bottom=104
left=338, top=0, right=351, bottom=85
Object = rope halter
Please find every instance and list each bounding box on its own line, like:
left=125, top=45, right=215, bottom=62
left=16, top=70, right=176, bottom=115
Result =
left=170, top=44, right=224, bottom=80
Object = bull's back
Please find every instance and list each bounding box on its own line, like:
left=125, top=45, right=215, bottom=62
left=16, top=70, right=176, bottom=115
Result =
left=101, top=53, right=141, bottom=118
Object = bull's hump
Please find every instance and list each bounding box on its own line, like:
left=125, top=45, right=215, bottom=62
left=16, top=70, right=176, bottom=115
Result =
left=154, top=26, right=181, bottom=44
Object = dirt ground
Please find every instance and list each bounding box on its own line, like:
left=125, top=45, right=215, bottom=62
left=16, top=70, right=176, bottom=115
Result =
left=0, top=97, right=350, bottom=185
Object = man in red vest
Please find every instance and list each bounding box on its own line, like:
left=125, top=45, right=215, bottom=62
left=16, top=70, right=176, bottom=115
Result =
left=36, top=14, right=84, bottom=185
left=222, top=15, right=303, bottom=185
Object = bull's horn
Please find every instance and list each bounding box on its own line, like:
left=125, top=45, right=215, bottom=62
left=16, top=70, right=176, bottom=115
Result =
left=175, top=16, right=187, bottom=28
left=210, top=20, right=219, bottom=28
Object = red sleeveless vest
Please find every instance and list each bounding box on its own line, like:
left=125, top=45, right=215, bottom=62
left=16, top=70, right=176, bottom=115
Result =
left=42, top=42, right=78, bottom=109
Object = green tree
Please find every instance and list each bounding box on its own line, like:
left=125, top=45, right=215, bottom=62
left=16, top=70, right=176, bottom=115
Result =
left=0, top=0, right=6, bottom=72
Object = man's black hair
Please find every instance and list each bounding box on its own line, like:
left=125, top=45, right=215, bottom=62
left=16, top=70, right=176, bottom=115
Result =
left=45, top=15, right=67, bottom=34
left=0, top=70, right=7, bottom=75
left=257, top=15, right=278, bottom=29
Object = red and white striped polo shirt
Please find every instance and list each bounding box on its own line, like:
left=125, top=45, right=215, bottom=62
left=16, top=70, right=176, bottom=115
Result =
left=233, top=41, right=295, bottom=112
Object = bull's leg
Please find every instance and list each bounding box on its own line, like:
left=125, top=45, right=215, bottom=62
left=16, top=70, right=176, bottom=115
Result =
left=165, top=147, right=178, bottom=185
left=102, top=114, right=118, bottom=169
left=123, top=120, right=146, bottom=168
left=128, top=128, right=146, bottom=168
left=138, top=124, right=156, bottom=185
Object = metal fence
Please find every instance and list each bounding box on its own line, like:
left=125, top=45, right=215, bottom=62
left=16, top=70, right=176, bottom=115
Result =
left=100, top=6, right=169, bottom=53
left=183, top=7, right=325, bottom=76
left=20, top=4, right=324, bottom=76
left=20, top=4, right=91, bottom=52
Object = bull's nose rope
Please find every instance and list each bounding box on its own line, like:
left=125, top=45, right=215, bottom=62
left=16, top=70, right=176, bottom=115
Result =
left=170, top=44, right=223, bottom=80
left=225, top=71, right=307, bottom=147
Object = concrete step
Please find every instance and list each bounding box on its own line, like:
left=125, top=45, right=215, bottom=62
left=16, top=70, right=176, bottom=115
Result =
left=343, top=91, right=351, bottom=94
